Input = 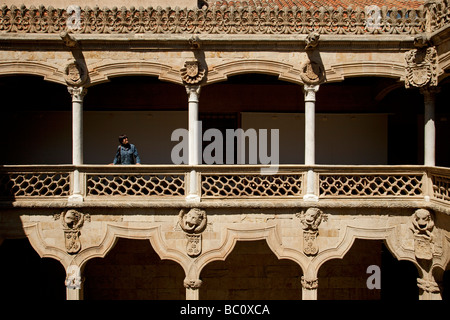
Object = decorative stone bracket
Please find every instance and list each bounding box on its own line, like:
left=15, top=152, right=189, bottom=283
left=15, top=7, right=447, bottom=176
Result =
left=405, top=45, right=438, bottom=89
left=409, top=208, right=444, bottom=261
left=181, top=60, right=206, bottom=85
left=178, top=208, right=207, bottom=257
left=54, top=209, right=90, bottom=254
left=296, top=208, right=327, bottom=256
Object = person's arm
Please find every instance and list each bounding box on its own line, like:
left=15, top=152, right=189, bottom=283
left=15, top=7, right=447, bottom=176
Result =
left=133, top=145, right=141, bottom=164
left=113, top=146, right=121, bottom=165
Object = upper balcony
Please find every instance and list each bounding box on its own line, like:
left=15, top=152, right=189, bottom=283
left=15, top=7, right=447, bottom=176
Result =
left=2, top=164, right=450, bottom=214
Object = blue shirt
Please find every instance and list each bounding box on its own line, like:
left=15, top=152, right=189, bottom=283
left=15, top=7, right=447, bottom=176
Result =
left=113, top=144, right=141, bottom=165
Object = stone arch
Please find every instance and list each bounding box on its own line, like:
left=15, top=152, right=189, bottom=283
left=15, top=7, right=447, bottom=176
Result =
left=71, top=224, right=191, bottom=276
left=305, top=226, right=400, bottom=280
left=192, top=223, right=309, bottom=281
left=88, top=61, right=183, bottom=86
left=0, top=61, right=65, bottom=85
left=206, top=59, right=303, bottom=85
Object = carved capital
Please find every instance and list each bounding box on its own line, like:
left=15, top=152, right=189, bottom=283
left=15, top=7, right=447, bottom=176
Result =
left=303, top=84, right=320, bottom=102
left=183, top=278, right=203, bottom=289
left=65, top=265, right=84, bottom=290
left=417, top=278, right=440, bottom=293
left=405, top=46, right=438, bottom=89
left=185, top=85, right=201, bottom=101
left=68, top=86, right=87, bottom=102
left=301, top=276, right=318, bottom=290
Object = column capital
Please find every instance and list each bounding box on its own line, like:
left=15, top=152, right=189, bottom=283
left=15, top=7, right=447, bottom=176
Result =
left=68, top=86, right=87, bottom=102
left=300, top=275, right=318, bottom=290
left=185, top=85, right=201, bottom=100
left=183, top=278, right=203, bottom=290
left=65, top=265, right=84, bottom=290
left=303, top=84, right=320, bottom=102
left=420, top=86, right=441, bottom=101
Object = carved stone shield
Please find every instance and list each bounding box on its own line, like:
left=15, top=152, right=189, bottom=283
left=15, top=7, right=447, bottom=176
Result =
left=410, top=64, right=431, bottom=87
left=300, top=60, right=325, bottom=85
left=303, top=230, right=319, bottom=256
left=186, top=61, right=199, bottom=78
left=186, top=234, right=202, bottom=257
left=64, top=230, right=81, bottom=254
left=414, top=235, right=433, bottom=260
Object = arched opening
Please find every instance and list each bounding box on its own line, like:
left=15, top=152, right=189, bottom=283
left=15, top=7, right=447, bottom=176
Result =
left=199, top=240, right=303, bottom=300
left=83, top=238, right=185, bottom=300
left=83, top=76, right=187, bottom=164
left=317, top=239, right=418, bottom=300
left=0, top=75, right=72, bottom=164
left=0, top=237, right=66, bottom=300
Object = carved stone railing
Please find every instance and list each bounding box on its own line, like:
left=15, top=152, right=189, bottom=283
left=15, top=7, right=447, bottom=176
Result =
left=2, top=3, right=445, bottom=35
left=1, top=165, right=450, bottom=210
left=0, top=165, right=72, bottom=199
left=317, top=166, right=426, bottom=199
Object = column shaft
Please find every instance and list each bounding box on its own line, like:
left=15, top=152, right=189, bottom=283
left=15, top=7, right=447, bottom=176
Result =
left=421, top=87, right=437, bottom=167
left=303, top=85, right=319, bottom=201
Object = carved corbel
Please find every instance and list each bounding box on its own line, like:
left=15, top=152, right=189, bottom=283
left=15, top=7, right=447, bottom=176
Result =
left=60, top=31, right=78, bottom=48
left=405, top=45, right=438, bottom=89
left=410, top=208, right=435, bottom=260
left=305, top=32, right=320, bottom=50
left=178, top=208, right=207, bottom=257
left=296, top=208, right=327, bottom=256
left=54, top=209, right=90, bottom=254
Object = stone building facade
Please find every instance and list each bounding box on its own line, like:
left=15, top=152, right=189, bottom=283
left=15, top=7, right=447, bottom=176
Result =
left=0, top=0, right=449, bottom=300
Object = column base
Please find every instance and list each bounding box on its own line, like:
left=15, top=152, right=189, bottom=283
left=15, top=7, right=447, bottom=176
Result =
left=68, top=194, right=84, bottom=203
left=186, top=194, right=201, bottom=203
left=303, top=194, right=319, bottom=202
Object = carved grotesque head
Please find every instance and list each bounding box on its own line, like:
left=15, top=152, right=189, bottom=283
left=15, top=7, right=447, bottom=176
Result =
left=63, top=209, right=84, bottom=230
left=179, top=208, right=207, bottom=234
left=412, top=209, right=434, bottom=234
left=299, top=207, right=323, bottom=231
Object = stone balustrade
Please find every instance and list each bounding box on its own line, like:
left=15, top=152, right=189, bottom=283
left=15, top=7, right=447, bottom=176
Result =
left=1, top=164, right=450, bottom=210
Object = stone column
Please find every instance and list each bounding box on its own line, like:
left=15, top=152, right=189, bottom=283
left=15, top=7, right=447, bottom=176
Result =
left=68, top=86, right=87, bottom=203
left=184, top=278, right=202, bottom=300
left=185, top=85, right=201, bottom=203
left=421, top=87, right=439, bottom=167
left=303, top=85, right=319, bottom=201
left=301, top=276, right=318, bottom=300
